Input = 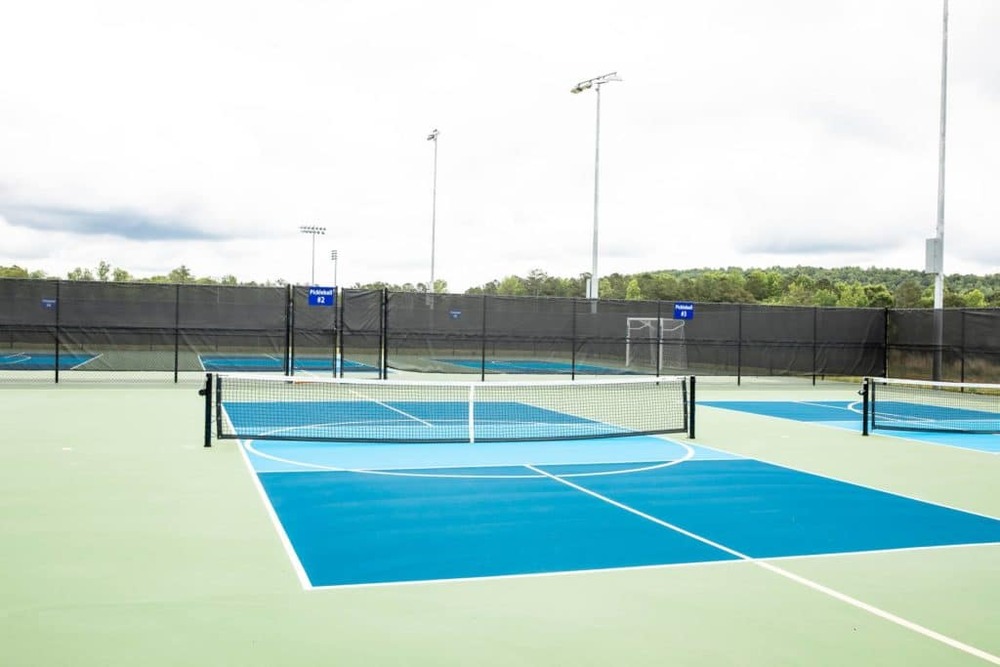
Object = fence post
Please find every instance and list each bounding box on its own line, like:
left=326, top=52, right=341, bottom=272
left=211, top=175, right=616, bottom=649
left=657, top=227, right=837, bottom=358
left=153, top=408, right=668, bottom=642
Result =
left=54, top=279, right=61, bottom=384
left=173, top=284, right=181, bottom=383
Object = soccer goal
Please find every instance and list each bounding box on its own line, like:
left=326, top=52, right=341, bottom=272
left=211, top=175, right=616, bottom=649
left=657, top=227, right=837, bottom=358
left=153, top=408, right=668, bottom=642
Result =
left=625, top=317, right=688, bottom=372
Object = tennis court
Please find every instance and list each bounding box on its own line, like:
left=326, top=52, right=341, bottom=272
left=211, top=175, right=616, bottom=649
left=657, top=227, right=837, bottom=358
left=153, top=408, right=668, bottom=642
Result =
left=199, top=353, right=378, bottom=374
left=3, top=375, right=999, bottom=665
left=704, top=388, right=1000, bottom=454
left=440, top=358, right=635, bottom=374
left=0, top=351, right=98, bottom=370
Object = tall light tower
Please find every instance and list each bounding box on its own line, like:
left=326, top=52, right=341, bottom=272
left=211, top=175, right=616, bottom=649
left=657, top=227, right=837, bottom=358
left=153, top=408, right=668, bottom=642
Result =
left=330, top=249, right=339, bottom=287
left=929, top=0, right=948, bottom=380
left=427, top=129, right=439, bottom=295
left=299, top=225, right=326, bottom=284
left=571, top=72, right=621, bottom=302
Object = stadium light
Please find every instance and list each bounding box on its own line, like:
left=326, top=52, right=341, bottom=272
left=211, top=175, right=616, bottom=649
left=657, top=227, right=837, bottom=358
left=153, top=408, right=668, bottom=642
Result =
left=571, top=72, right=621, bottom=301
left=330, top=249, right=339, bottom=287
left=427, top=129, right=439, bottom=296
left=299, top=225, right=326, bottom=285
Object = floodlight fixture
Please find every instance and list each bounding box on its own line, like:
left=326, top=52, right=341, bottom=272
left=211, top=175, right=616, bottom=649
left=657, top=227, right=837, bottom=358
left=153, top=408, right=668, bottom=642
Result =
left=299, top=225, right=326, bottom=285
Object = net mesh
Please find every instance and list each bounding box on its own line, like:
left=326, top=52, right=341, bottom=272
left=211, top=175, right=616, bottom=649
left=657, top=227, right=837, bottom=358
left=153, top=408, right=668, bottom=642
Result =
left=868, top=377, right=1000, bottom=434
left=625, top=317, right=688, bottom=372
left=215, top=373, right=691, bottom=443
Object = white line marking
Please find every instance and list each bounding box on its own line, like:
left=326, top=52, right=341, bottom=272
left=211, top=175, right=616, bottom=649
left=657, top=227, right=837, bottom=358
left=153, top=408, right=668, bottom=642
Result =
left=344, top=388, right=436, bottom=428
left=70, top=352, right=102, bottom=370
left=243, top=438, right=695, bottom=480
left=223, top=407, right=314, bottom=589
left=527, top=465, right=1000, bottom=665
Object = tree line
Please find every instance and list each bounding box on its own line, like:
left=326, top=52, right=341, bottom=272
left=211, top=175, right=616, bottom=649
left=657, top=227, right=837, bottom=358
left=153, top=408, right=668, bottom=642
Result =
left=2, top=262, right=997, bottom=308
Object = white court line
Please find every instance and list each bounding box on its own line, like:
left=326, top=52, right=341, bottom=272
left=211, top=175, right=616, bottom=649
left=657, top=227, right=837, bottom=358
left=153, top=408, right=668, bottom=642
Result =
left=70, top=352, right=102, bottom=370
left=243, top=437, right=696, bottom=480
left=527, top=464, right=1000, bottom=665
left=223, top=407, right=314, bottom=589
left=344, top=388, right=436, bottom=428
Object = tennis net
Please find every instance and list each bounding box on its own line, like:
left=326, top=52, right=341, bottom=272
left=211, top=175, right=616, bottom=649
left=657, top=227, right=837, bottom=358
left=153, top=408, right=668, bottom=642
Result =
left=862, top=377, right=1000, bottom=435
left=207, top=373, right=694, bottom=444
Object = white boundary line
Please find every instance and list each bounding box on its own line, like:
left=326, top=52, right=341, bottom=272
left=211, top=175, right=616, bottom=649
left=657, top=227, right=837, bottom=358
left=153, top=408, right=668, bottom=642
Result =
left=70, top=352, right=102, bottom=370
left=243, top=437, right=695, bottom=480
left=221, top=398, right=1000, bottom=662
left=701, top=402, right=1000, bottom=522
left=224, top=406, right=313, bottom=590
left=704, top=399, right=1000, bottom=455
left=528, top=465, right=1000, bottom=666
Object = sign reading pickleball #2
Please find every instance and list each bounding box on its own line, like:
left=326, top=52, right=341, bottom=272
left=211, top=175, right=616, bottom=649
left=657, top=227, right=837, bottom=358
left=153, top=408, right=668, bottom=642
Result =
left=308, top=287, right=336, bottom=307
left=674, top=302, right=695, bottom=319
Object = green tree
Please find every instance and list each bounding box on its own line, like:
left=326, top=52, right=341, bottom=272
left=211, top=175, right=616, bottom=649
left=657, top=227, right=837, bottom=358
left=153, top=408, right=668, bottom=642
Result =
left=498, top=275, right=527, bottom=296
left=0, top=265, right=30, bottom=278
left=961, top=288, right=986, bottom=308
left=112, top=267, right=133, bottom=282
left=625, top=278, right=643, bottom=301
left=67, top=267, right=95, bottom=281
left=168, top=265, right=194, bottom=283
left=97, top=260, right=111, bottom=281
left=893, top=279, right=923, bottom=308
left=863, top=284, right=894, bottom=308
left=836, top=282, right=868, bottom=307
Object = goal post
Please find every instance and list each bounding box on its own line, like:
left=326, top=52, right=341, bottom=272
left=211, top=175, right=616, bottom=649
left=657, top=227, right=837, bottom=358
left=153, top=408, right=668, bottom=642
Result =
left=625, top=317, right=688, bottom=372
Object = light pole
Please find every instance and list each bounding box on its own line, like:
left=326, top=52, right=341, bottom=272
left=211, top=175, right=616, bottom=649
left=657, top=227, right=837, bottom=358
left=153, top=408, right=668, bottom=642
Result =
left=571, top=72, right=621, bottom=302
left=931, top=0, right=949, bottom=380
left=299, top=225, right=326, bottom=284
left=426, top=129, right=439, bottom=296
left=330, top=249, right=339, bottom=287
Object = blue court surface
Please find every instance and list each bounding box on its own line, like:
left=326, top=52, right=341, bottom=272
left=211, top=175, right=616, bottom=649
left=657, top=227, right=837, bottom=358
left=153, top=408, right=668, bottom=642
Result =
left=441, top=359, right=633, bottom=374
left=232, top=403, right=1000, bottom=589
left=200, top=354, right=377, bottom=373
left=0, top=352, right=97, bottom=370
left=702, top=400, right=1000, bottom=453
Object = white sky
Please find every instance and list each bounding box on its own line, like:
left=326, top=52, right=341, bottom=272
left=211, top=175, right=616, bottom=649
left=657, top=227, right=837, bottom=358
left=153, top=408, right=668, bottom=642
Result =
left=1, top=0, right=997, bottom=291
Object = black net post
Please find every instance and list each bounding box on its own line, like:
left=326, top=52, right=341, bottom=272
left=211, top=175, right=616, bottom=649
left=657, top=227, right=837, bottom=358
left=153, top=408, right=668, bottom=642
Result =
left=688, top=375, right=696, bottom=438
left=861, top=378, right=870, bottom=436
left=199, top=373, right=213, bottom=447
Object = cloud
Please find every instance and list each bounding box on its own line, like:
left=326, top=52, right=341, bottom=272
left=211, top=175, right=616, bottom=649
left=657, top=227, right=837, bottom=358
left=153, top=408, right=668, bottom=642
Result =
left=0, top=204, right=222, bottom=241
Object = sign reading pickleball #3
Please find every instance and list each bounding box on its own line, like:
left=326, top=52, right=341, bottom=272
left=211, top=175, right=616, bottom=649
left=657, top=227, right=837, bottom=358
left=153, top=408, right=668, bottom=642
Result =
left=674, top=302, right=695, bottom=319
left=308, top=287, right=336, bottom=307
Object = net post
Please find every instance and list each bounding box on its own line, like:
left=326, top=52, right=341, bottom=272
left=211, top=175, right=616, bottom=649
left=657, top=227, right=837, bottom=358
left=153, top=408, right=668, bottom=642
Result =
left=198, top=373, right=213, bottom=447
left=468, top=383, right=476, bottom=443
left=861, top=377, right=870, bottom=436
left=688, top=375, right=696, bottom=438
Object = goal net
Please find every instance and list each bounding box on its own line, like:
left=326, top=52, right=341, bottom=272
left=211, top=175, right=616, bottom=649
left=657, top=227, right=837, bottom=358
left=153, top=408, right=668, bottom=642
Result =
left=625, top=317, right=688, bottom=372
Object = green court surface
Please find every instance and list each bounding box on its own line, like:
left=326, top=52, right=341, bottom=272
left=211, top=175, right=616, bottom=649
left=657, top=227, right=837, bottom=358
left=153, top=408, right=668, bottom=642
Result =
left=1, top=377, right=998, bottom=666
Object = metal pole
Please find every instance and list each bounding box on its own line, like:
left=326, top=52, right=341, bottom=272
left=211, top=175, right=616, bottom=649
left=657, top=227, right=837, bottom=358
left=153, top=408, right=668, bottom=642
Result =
left=570, top=73, right=620, bottom=305
left=591, top=85, right=601, bottom=301
left=330, top=250, right=339, bottom=287
left=933, top=0, right=948, bottom=380
left=310, top=233, right=316, bottom=284
left=427, top=129, right=439, bottom=296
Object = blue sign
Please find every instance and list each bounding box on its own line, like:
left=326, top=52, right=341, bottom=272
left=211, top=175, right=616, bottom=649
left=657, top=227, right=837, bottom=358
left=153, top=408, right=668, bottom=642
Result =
left=41, top=298, right=57, bottom=310
left=308, top=287, right=336, bottom=307
left=449, top=310, right=462, bottom=320
left=674, top=302, right=695, bottom=320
